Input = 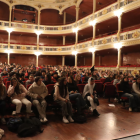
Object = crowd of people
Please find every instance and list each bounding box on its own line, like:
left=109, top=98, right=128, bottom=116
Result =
left=0, top=63, right=140, bottom=125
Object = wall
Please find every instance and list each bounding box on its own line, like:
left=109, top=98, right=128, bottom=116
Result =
left=0, top=2, right=9, bottom=21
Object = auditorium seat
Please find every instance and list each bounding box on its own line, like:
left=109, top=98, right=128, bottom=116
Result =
left=95, top=82, right=103, bottom=95
left=6, top=81, right=10, bottom=90
left=46, top=84, right=55, bottom=95
left=100, top=78, right=106, bottom=83
left=27, top=84, right=32, bottom=90
left=77, top=84, right=85, bottom=94
left=82, top=77, right=85, bottom=83
left=3, top=78, right=8, bottom=85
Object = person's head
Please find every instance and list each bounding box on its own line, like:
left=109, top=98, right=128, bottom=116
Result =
left=7, top=68, right=11, bottom=73
left=136, top=76, right=140, bottom=84
left=3, top=69, right=7, bottom=74
left=85, top=72, right=89, bottom=77
left=123, top=77, right=128, bottom=82
left=13, top=68, right=17, bottom=73
left=41, top=70, right=46, bottom=77
left=130, top=76, right=134, bottom=81
left=11, top=77, right=18, bottom=87
left=117, top=75, right=121, bottom=80
left=89, top=77, right=94, bottom=85
left=35, top=76, right=42, bottom=86
left=75, top=74, right=81, bottom=81
left=50, top=70, right=53, bottom=75
left=59, top=77, right=67, bottom=86
left=45, top=74, right=51, bottom=82
left=53, top=72, right=58, bottom=78
left=20, top=73, right=25, bottom=79
left=109, top=74, right=113, bottom=78
left=29, top=74, right=34, bottom=82
left=67, top=76, right=73, bottom=83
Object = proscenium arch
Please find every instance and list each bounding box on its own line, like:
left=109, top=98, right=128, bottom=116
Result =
left=0, top=0, right=10, bottom=7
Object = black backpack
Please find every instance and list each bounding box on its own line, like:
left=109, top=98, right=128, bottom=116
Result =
left=7, top=117, right=23, bottom=132
left=18, top=117, right=44, bottom=137
left=73, top=115, right=87, bottom=124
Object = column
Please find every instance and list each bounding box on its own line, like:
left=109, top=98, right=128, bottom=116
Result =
left=93, top=0, right=96, bottom=13
left=37, top=34, right=40, bottom=50
left=92, top=51, right=95, bottom=66
left=62, top=56, right=65, bottom=66
left=63, top=36, right=66, bottom=45
left=118, top=0, right=121, bottom=9
left=36, top=55, right=39, bottom=67
left=8, top=32, right=11, bottom=49
left=8, top=53, right=10, bottom=65
left=63, top=12, right=66, bottom=25
left=9, top=6, right=12, bottom=27
left=75, top=31, right=78, bottom=44
left=93, top=24, right=96, bottom=40
left=76, top=7, right=80, bottom=21
left=38, top=10, right=41, bottom=28
left=117, top=48, right=121, bottom=67
left=75, top=54, right=77, bottom=67
left=118, top=15, right=122, bottom=37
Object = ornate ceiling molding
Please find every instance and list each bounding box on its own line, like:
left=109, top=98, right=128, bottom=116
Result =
left=1, top=0, right=83, bottom=14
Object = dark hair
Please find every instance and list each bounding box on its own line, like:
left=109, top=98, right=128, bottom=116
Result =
left=91, top=78, right=94, bottom=81
left=29, top=74, right=34, bottom=77
left=45, top=74, right=52, bottom=83
left=35, top=76, right=41, bottom=83
left=136, top=76, right=140, bottom=87
left=120, top=76, right=128, bottom=84
left=41, top=70, right=46, bottom=73
left=59, top=77, right=67, bottom=97
left=11, top=77, right=21, bottom=94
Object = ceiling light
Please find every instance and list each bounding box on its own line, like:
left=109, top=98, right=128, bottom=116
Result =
left=89, top=20, right=96, bottom=26
left=6, top=28, right=13, bottom=33
left=72, top=27, right=79, bottom=33
left=89, top=48, right=96, bottom=52
left=72, top=51, right=78, bottom=55
left=114, top=43, right=122, bottom=49
left=5, top=50, right=12, bottom=54
left=35, top=52, right=41, bottom=56
left=35, top=30, right=42, bottom=35
left=114, top=9, right=123, bottom=17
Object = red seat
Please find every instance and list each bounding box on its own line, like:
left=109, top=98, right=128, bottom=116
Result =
left=104, top=84, right=116, bottom=102
left=46, top=84, right=55, bottom=95
left=24, top=78, right=28, bottom=82
left=95, top=82, right=103, bottom=95
left=27, top=84, right=32, bottom=90
left=3, top=78, right=8, bottom=85
left=77, top=84, right=85, bottom=94
left=6, top=81, right=10, bottom=90
left=51, top=78, right=57, bottom=83
left=100, top=78, right=106, bottom=83
left=95, top=80, right=100, bottom=83
left=82, top=77, right=85, bottom=83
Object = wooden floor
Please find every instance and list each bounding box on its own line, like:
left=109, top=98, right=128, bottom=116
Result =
left=1, top=98, right=140, bottom=140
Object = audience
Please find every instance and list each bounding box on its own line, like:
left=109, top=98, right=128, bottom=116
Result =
left=28, top=76, right=48, bottom=123
left=43, top=74, right=54, bottom=85
left=113, top=75, right=121, bottom=86
left=26, top=74, right=34, bottom=88
left=75, top=74, right=82, bottom=84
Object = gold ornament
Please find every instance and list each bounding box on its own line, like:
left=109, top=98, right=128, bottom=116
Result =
left=102, top=9, right=107, bottom=15
left=124, top=34, right=127, bottom=40
left=132, top=31, right=140, bottom=38
left=22, top=46, right=26, bottom=50
left=102, top=39, right=107, bottom=44
left=82, top=44, right=85, bottom=48
left=131, top=70, right=139, bottom=77
left=57, top=48, right=62, bottom=51
left=82, top=19, right=86, bottom=24
left=58, top=27, right=62, bottom=30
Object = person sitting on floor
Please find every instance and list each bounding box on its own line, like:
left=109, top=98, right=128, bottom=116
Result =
left=54, top=77, right=74, bottom=124
left=25, top=74, right=34, bottom=89
left=43, top=74, right=54, bottom=85
left=7, top=77, right=32, bottom=117
left=28, top=76, right=48, bottom=123
left=67, top=76, right=87, bottom=115
left=0, top=77, right=7, bottom=124
left=83, top=77, right=100, bottom=116
left=120, top=77, right=140, bottom=112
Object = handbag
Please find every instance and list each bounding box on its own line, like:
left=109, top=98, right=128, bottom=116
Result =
left=94, top=97, right=99, bottom=106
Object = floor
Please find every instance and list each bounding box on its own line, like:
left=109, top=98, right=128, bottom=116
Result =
left=117, top=134, right=140, bottom=140
left=1, top=98, right=140, bottom=140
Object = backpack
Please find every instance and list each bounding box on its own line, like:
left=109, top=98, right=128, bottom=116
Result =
left=18, top=117, right=44, bottom=137
left=7, top=117, right=23, bottom=132
left=73, top=115, right=87, bottom=124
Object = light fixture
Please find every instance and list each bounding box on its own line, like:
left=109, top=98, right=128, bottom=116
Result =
left=89, top=20, right=96, bottom=26
left=35, top=52, right=41, bottom=56
left=72, top=51, right=78, bottom=55
left=6, top=28, right=13, bottom=33
left=72, top=27, right=79, bottom=33
left=89, top=48, right=96, bottom=52
left=4, top=50, right=12, bottom=54
left=35, top=30, right=42, bottom=35
left=114, top=9, right=123, bottom=17
left=114, top=43, right=122, bottom=49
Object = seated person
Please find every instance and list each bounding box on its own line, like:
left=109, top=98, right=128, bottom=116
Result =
left=105, top=74, right=114, bottom=83
left=75, top=74, right=82, bottom=84
left=25, top=74, right=34, bottom=88
left=28, top=76, right=48, bottom=123
left=43, top=74, right=54, bottom=85
left=84, top=72, right=89, bottom=84
left=129, top=76, right=135, bottom=83
left=120, top=77, right=139, bottom=111
left=54, top=77, right=74, bottom=124
left=7, top=72, right=16, bottom=81
left=7, top=77, right=32, bottom=116
left=68, top=76, right=86, bottom=114
left=19, top=73, right=25, bottom=84
left=0, top=77, right=7, bottom=124
left=1, top=69, right=8, bottom=77
left=92, top=71, right=98, bottom=80
left=53, top=72, right=60, bottom=82
left=49, top=70, right=54, bottom=76
left=41, top=70, right=46, bottom=80
left=113, top=75, right=121, bottom=86
left=83, top=77, right=100, bottom=116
